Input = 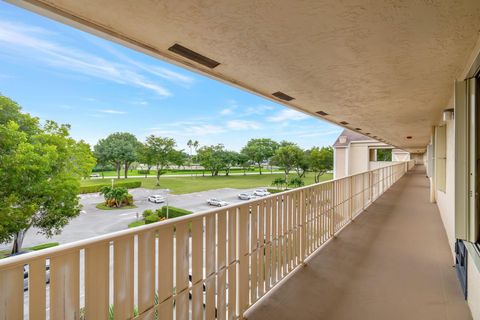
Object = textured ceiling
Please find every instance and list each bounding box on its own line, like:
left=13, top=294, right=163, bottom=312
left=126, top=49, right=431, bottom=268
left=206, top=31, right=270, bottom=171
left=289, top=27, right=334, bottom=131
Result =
left=12, top=0, right=480, bottom=152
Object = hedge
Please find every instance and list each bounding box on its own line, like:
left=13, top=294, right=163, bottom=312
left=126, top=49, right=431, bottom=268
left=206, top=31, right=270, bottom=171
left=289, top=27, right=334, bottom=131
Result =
left=267, top=188, right=287, bottom=194
left=157, top=206, right=192, bottom=219
left=145, top=214, right=160, bottom=224
left=79, top=181, right=142, bottom=194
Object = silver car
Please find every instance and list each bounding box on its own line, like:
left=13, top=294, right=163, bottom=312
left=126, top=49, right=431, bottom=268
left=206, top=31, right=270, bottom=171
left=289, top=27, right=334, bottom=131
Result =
left=207, top=198, right=229, bottom=207
left=238, top=193, right=256, bottom=200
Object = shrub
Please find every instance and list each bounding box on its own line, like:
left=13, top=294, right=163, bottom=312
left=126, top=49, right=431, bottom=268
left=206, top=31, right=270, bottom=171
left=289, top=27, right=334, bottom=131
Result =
left=145, top=214, right=159, bottom=224
left=142, top=209, right=155, bottom=219
left=138, top=169, right=151, bottom=175
left=157, top=206, right=192, bottom=219
left=288, top=177, right=305, bottom=188
left=267, top=188, right=285, bottom=194
left=79, top=181, right=141, bottom=194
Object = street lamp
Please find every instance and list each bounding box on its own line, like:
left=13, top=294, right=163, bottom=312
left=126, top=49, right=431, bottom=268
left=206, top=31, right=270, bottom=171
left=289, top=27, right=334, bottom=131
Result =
left=165, top=189, right=171, bottom=219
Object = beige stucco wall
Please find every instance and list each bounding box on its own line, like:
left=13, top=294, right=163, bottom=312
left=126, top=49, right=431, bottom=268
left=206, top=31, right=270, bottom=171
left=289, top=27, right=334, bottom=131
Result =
left=348, top=144, right=369, bottom=176
left=436, top=119, right=455, bottom=257
left=334, top=148, right=346, bottom=179
left=392, top=151, right=410, bottom=161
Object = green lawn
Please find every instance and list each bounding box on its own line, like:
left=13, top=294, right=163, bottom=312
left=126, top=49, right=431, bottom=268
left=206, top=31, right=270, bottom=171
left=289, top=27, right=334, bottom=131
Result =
left=92, top=167, right=274, bottom=177
left=81, top=172, right=333, bottom=195
left=0, top=242, right=59, bottom=259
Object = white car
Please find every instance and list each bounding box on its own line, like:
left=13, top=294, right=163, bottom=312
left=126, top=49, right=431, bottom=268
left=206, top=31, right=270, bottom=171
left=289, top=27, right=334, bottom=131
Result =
left=207, top=198, right=229, bottom=207
left=148, top=195, right=165, bottom=203
left=238, top=193, right=256, bottom=200
left=253, top=189, right=271, bottom=197
left=90, top=173, right=100, bottom=178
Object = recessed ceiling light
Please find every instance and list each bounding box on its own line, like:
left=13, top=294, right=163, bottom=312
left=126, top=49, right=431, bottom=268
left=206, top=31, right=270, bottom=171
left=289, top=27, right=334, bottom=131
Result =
left=168, top=43, right=220, bottom=68
left=316, top=111, right=328, bottom=116
left=406, top=136, right=412, bottom=139
left=340, top=121, right=349, bottom=125
left=355, top=128, right=361, bottom=131
left=272, top=91, right=294, bottom=101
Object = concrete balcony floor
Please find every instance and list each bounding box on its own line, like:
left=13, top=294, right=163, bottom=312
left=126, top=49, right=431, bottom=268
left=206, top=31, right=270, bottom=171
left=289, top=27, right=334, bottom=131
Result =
left=245, top=166, right=471, bottom=320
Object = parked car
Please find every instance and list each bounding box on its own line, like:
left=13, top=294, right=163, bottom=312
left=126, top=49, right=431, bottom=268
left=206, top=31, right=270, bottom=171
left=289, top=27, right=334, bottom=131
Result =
left=253, top=189, right=271, bottom=197
left=238, top=193, right=256, bottom=200
left=90, top=173, right=100, bottom=178
left=148, top=195, right=166, bottom=203
left=24, top=261, right=50, bottom=291
left=207, top=198, right=229, bottom=207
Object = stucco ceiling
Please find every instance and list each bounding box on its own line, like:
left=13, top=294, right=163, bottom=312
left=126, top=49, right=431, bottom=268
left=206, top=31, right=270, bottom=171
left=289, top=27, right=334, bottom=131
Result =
left=11, top=0, right=480, bottom=152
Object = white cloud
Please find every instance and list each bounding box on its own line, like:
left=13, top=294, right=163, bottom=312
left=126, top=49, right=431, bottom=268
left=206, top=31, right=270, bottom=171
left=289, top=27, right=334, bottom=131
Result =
left=244, top=105, right=274, bottom=115
left=226, top=120, right=260, bottom=130
left=150, top=123, right=225, bottom=137
left=0, top=21, right=172, bottom=97
left=98, top=109, right=126, bottom=114
left=220, top=108, right=234, bottom=115
left=267, top=109, right=309, bottom=122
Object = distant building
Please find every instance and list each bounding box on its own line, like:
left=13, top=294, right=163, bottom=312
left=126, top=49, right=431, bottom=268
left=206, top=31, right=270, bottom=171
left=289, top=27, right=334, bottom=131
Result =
left=333, top=129, right=410, bottom=179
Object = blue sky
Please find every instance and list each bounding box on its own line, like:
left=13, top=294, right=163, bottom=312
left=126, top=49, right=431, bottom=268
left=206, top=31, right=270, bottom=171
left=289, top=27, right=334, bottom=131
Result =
left=0, top=2, right=341, bottom=151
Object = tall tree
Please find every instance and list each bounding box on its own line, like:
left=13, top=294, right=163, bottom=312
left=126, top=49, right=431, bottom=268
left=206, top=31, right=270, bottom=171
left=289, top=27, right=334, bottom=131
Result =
left=94, top=132, right=139, bottom=179
left=0, top=95, right=96, bottom=253
left=237, top=153, right=251, bottom=175
left=197, top=144, right=226, bottom=176
left=309, top=146, right=334, bottom=183
left=145, top=135, right=176, bottom=186
left=271, top=143, right=304, bottom=180
left=241, top=138, right=279, bottom=174
left=137, top=143, right=155, bottom=178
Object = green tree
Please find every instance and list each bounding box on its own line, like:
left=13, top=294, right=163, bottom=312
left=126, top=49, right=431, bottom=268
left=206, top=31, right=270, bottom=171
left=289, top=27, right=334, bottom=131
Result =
left=237, top=153, right=251, bottom=175
left=0, top=95, right=96, bottom=253
left=241, top=138, right=279, bottom=174
left=137, top=143, right=155, bottom=178
left=309, top=146, right=334, bottom=183
left=222, top=150, right=240, bottom=176
left=271, top=143, right=304, bottom=180
left=145, top=135, right=176, bottom=186
left=197, top=144, right=226, bottom=176
left=377, top=149, right=392, bottom=161
left=94, top=132, right=140, bottom=179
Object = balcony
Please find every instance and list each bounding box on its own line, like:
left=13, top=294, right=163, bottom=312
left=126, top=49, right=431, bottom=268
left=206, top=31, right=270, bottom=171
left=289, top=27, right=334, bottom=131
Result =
left=246, top=165, right=471, bottom=320
left=0, top=161, right=468, bottom=320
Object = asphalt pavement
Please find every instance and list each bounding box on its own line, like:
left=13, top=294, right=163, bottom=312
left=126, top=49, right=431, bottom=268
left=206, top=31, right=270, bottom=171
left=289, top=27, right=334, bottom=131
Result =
left=0, top=187, right=268, bottom=250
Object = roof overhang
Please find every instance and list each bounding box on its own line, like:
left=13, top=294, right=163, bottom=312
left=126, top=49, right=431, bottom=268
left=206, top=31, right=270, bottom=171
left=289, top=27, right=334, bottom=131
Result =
left=9, top=0, right=480, bottom=153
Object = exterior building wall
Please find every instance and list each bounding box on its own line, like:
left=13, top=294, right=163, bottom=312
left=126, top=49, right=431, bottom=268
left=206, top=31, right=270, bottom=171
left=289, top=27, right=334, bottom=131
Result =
left=348, top=144, right=369, bottom=175
left=436, top=119, right=455, bottom=256
left=392, top=150, right=410, bottom=161
left=334, top=147, right=346, bottom=179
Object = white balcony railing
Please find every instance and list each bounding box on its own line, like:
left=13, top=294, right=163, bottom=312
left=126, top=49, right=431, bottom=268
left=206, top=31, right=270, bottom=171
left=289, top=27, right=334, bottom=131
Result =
left=0, top=161, right=414, bottom=320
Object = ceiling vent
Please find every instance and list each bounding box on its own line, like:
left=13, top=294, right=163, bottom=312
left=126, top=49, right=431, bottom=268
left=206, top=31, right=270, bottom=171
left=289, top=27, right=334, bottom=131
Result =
left=272, top=91, right=294, bottom=101
left=355, top=128, right=362, bottom=131
left=168, top=43, right=220, bottom=68
left=340, top=121, right=349, bottom=125
left=316, top=111, right=328, bottom=116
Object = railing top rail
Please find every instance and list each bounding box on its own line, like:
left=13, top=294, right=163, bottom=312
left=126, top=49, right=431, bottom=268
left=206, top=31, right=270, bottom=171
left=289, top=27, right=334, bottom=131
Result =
left=0, top=161, right=410, bottom=269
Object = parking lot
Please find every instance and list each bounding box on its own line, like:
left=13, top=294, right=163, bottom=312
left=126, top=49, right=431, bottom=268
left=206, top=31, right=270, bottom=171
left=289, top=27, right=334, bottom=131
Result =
left=0, top=187, right=268, bottom=250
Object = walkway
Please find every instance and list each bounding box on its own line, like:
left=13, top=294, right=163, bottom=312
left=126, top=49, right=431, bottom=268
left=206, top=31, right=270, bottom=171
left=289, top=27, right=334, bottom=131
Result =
left=245, top=166, right=471, bottom=320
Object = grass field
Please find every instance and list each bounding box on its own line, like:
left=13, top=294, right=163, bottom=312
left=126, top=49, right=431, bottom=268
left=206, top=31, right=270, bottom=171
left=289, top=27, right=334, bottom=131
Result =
left=0, top=242, right=59, bottom=259
left=93, top=167, right=273, bottom=177
left=81, top=172, right=333, bottom=195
